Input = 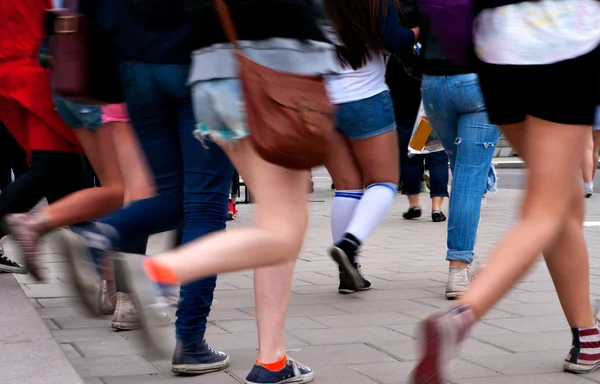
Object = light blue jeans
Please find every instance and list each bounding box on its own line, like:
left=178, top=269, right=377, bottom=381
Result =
left=421, top=74, right=501, bottom=264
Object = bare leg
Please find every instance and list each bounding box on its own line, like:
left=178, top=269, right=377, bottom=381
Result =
left=254, top=260, right=295, bottom=363
left=459, top=116, right=595, bottom=328
left=154, top=137, right=308, bottom=283
left=41, top=125, right=124, bottom=227
left=431, top=196, right=443, bottom=211
left=582, top=130, right=594, bottom=184
left=110, top=122, right=156, bottom=204
left=592, top=130, right=600, bottom=179
left=407, top=194, right=420, bottom=208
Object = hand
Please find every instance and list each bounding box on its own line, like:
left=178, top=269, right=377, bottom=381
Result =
left=411, top=27, right=420, bottom=43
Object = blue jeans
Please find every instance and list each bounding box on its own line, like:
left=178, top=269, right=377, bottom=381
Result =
left=101, top=62, right=233, bottom=341
left=421, top=74, right=500, bottom=264
left=398, top=125, right=449, bottom=197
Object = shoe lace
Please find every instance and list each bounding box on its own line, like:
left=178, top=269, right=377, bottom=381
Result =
left=0, top=253, right=18, bottom=267
left=203, top=340, right=225, bottom=356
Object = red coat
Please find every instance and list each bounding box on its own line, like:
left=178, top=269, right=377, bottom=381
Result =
left=0, top=0, right=83, bottom=155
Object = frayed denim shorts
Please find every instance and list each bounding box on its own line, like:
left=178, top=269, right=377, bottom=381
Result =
left=336, top=90, right=396, bottom=140
left=53, top=95, right=104, bottom=132
left=191, top=79, right=249, bottom=144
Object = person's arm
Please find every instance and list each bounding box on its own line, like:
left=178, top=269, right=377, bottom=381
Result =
left=377, top=0, right=419, bottom=56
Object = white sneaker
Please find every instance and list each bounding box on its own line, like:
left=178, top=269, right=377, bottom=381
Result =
left=445, top=266, right=475, bottom=300
left=585, top=182, right=594, bottom=198
left=111, top=292, right=141, bottom=331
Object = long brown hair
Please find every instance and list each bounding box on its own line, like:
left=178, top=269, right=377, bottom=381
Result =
left=324, top=0, right=401, bottom=70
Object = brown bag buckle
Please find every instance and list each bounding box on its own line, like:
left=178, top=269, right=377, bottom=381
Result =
left=54, top=15, right=79, bottom=34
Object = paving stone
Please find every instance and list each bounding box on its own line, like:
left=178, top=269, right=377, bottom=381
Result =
left=52, top=328, right=125, bottom=343
left=310, top=312, right=417, bottom=328
left=454, top=373, right=596, bottom=384
left=370, top=337, right=511, bottom=361
left=482, top=315, right=568, bottom=333
left=239, top=304, right=350, bottom=318
left=463, top=350, right=566, bottom=376
left=474, top=331, right=573, bottom=353
left=216, top=317, right=329, bottom=333
left=72, top=355, right=159, bottom=378
left=101, top=372, right=240, bottom=384
left=38, top=297, right=83, bottom=308
left=23, top=283, right=76, bottom=298
left=349, top=359, right=501, bottom=383
left=72, top=339, right=140, bottom=357
left=37, top=306, right=88, bottom=319
left=288, top=326, right=411, bottom=345
left=53, top=317, right=113, bottom=329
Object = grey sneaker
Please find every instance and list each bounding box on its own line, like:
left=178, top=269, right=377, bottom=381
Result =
left=111, top=292, right=141, bottom=331
left=98, top=280, right=117, bottom=315
left=117, top=252, right=175, bottom=359
left=445, top=266, right=475, bottom=300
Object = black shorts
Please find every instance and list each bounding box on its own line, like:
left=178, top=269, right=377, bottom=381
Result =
left=478, top=45, right=600, bottom=126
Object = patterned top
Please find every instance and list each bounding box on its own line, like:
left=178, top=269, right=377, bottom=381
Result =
left=474, top=0, right=600, bottom=65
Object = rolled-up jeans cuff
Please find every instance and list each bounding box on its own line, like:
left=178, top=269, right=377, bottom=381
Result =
left=446, top=249, right=474, bottom=264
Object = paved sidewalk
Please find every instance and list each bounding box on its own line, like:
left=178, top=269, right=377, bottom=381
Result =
left=10, top=179, right=600, bottom=384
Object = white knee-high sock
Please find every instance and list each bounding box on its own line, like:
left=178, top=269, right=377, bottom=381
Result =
left=344, top=183, right=397, bottom=243
left=331, top=190, right=364, bottom=243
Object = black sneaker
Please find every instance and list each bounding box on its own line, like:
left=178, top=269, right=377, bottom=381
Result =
left=245, top=357, right=314, bottom=384
left=0, top=249, right=26, bottom=274
left=403, top=207, right=422, bottom=220
left=338, top=263, right=372, bottom=295
left=172, top=339, right=230, bottom=375
left=432, top=211, right=447, bottom=222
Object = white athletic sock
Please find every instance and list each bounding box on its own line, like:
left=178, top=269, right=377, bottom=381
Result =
left=331, top=190, right=363, bottom=243
left=344, top=183, right=397, bottom=242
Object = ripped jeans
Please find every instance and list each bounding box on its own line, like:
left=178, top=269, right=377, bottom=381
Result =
left=422, top=74, right=500, bottom=264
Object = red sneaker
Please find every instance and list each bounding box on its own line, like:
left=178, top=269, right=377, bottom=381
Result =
left=227, top=201, right=238, bottom=221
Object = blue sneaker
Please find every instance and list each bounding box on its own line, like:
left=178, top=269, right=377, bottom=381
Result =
left=245, top=357, right=314, bottom=384
left=53, top=222, right=118, bottom=316
left=172, top=339, right=230, bottom=375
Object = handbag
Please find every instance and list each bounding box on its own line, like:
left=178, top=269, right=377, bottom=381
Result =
left=46, top=0, right=123, bottom=104
left=213, top=0, right=336, bottom=170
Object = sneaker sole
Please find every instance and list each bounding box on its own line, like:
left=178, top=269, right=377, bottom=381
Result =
left=117, top=252, right=175, bottom=359
left=0, top=219, right=38, bottom=277
left=329, top=247, right=363, bottom=292
left=245, top=370, right=314, bottom=384
left=111, top=321, right=141, bottom=331
left=53, top=230, right=102, bottom=317
left=172, top=356, right=231, bottom=375
left=0, top=264, right=28, bottom=274
left=338, top=285, right=372, bottom=295
left=444, top=291, right=462, bottom=300
left=564, top=360, right=600, bottom=374
left=411, top=316, right=448, bottom=384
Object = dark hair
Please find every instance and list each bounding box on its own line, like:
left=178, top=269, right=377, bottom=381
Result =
left=325, top=0, right=401, bottom=70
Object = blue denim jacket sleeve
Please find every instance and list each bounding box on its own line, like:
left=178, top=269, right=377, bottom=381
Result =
left=377, top=0, right=416, bottom=56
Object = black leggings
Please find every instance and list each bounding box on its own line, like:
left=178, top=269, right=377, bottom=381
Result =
left=0, top=120, right=28, bottom=190
left=0, top=150, right=89, bottom=237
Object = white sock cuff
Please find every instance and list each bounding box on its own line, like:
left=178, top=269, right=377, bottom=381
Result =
left=367, top=183, right=397, bottom=197
left=334, top=190, right=364, bottom=200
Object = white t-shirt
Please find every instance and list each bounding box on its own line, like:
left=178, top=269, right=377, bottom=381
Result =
left=325, top=51, right=389, bottom=105
left=474, top=0, right=600, bottom=65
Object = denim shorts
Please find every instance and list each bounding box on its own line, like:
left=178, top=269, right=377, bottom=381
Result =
left=336, top=90, right=397, bottom=140
left=191, top=79, right=249, bottom=144
left=53, top=95, right=104, bottom=132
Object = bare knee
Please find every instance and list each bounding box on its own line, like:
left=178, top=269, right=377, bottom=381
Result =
left=257, top=205, right=308, bottom=263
